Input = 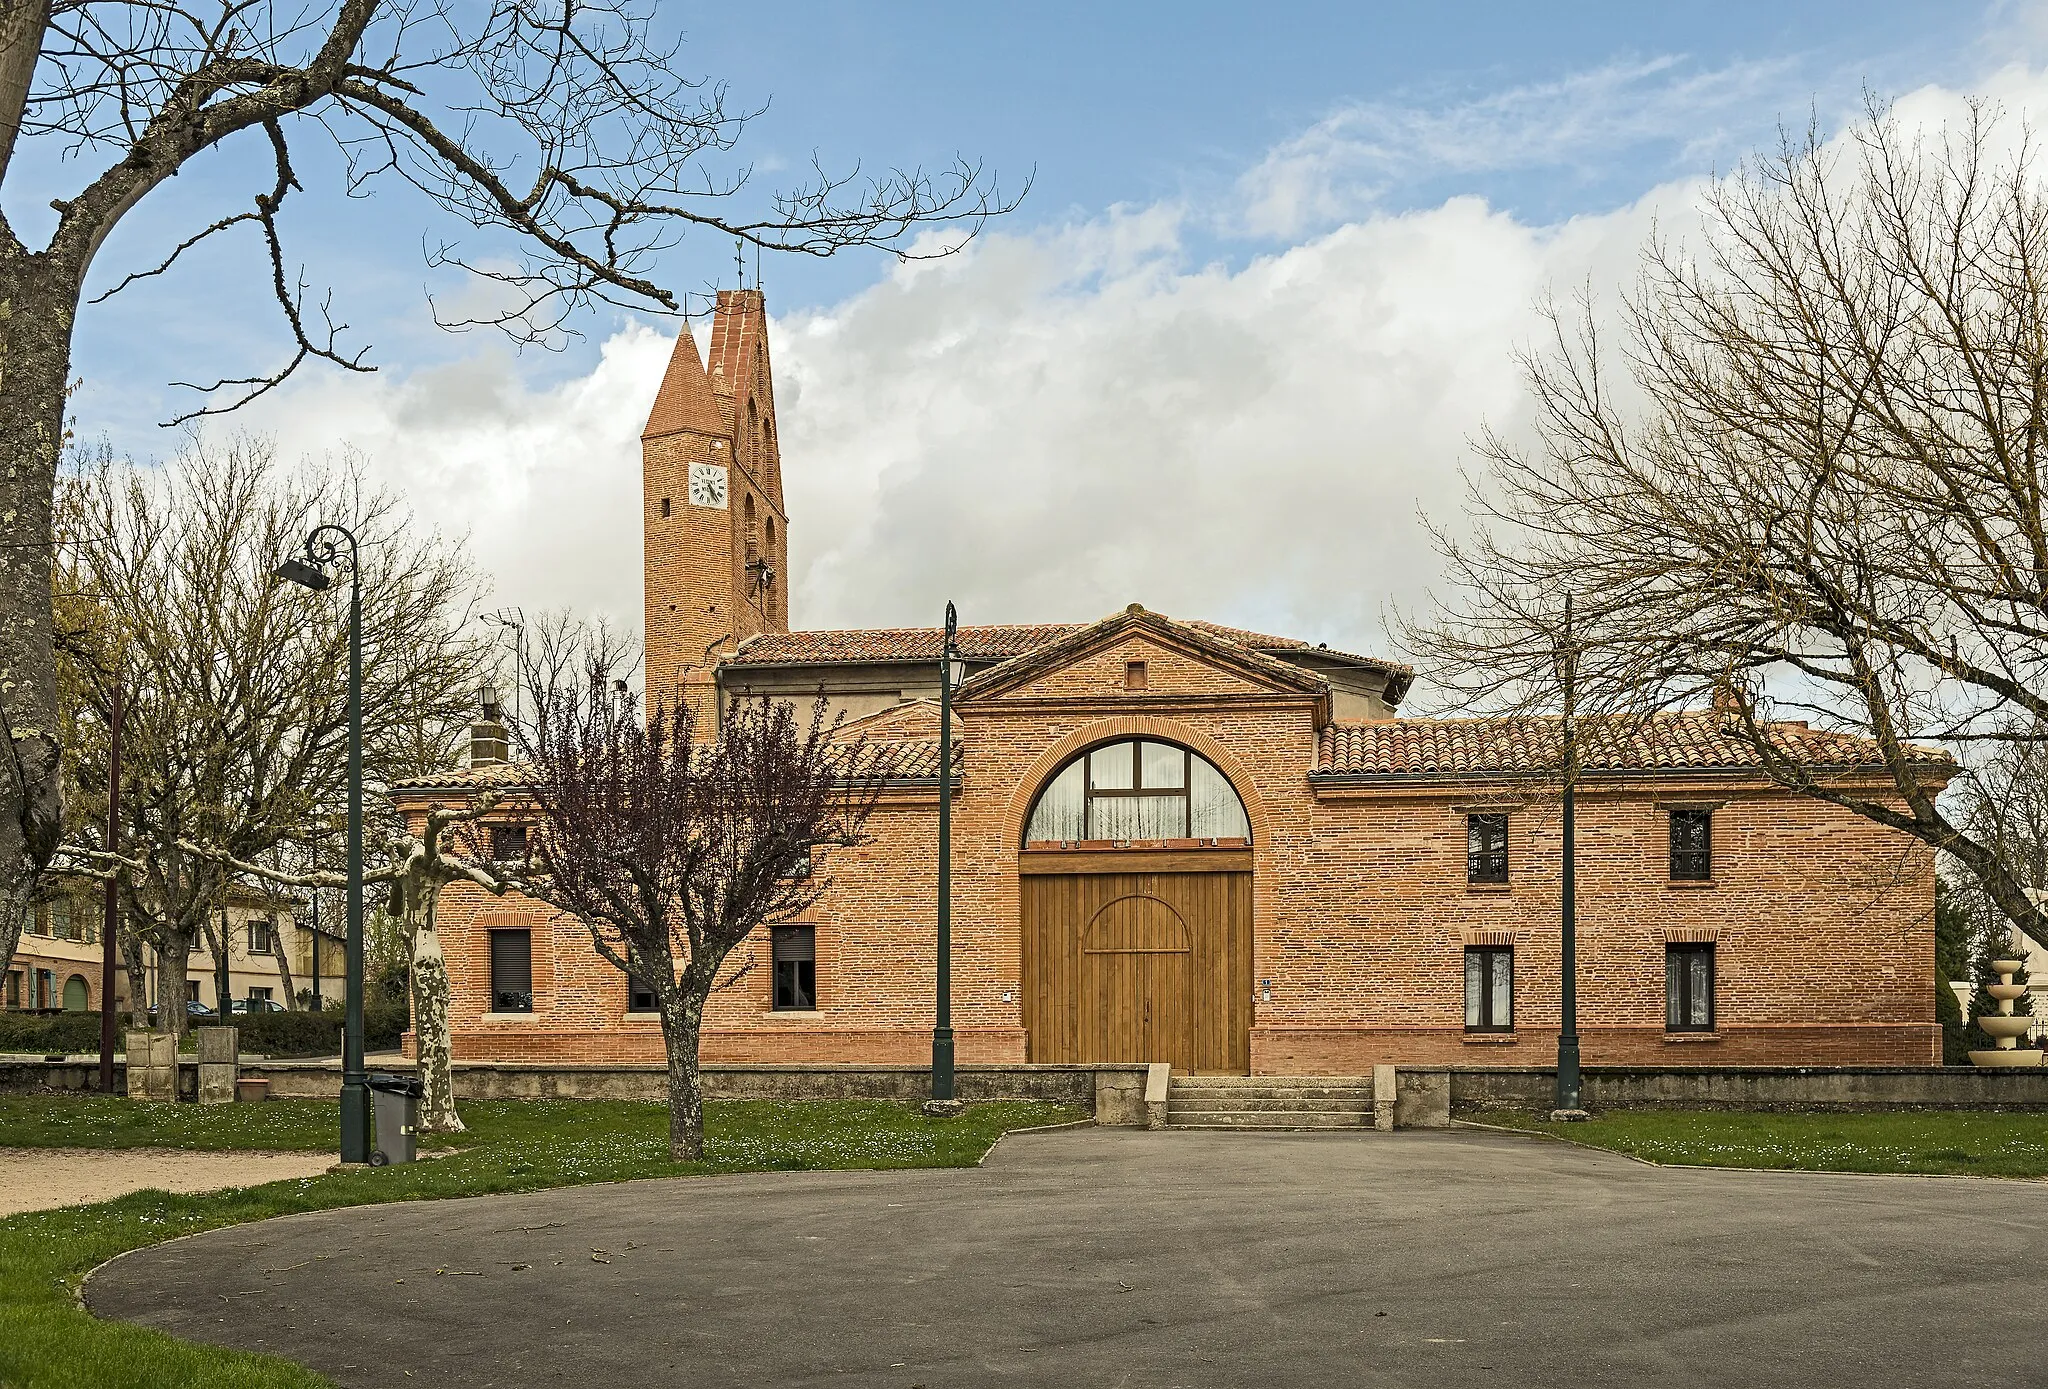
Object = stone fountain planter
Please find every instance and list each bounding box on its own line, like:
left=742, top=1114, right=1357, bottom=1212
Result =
left=1969, top=952, right=2045, bottom=1068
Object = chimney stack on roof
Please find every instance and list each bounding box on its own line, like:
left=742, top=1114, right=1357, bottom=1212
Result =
left=471, top=688, right=509, bottom=767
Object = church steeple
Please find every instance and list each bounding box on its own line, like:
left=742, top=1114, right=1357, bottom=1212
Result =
left=642, top=327, right=726, bottom=441
left=641, top=293, right=790, bottom=726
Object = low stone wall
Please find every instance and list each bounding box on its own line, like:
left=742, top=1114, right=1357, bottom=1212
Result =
left=1451, top=1065, right=2048, bottom=1112
left=0, top=1056, right=1148, bottom=1121
left=19, top=1055, right=2045, bottom=1116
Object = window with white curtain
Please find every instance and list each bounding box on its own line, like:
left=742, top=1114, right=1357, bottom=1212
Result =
left=1023, top=740, right=1250, bottom=845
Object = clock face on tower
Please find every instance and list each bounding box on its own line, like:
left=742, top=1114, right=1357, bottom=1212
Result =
left=687, top=461, right=729, bottom=509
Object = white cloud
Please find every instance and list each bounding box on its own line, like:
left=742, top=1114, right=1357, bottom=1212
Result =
left=1235, top=54, right=1801, bottom=238
left=210, top=58, right=2048, bottom=685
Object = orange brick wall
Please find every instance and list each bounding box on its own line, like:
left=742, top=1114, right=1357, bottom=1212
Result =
left=414, top=631, right=1939, bottom=1071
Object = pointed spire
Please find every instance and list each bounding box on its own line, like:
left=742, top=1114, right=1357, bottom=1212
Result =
left=642, top=327, right=727, bottom=440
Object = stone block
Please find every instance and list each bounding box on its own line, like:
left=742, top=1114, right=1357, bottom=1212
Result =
left=195, top=1026, right=239, bottom=1065
left=1393, top=1068, right=1452, bottom=1128
left=125, top=1030, right=178, bottom=1102
left=1143, top=1062, right=1170, bottom=1130
left=1091, top=1067, right=1149, bottom=1126
left=1372, top=1063, right=1397, bottom=1131
left=197, top=1062, right=238, bottom=1105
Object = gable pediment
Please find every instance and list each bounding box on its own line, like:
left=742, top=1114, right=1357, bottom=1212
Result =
left=957, top=606, right=1328, bottom=706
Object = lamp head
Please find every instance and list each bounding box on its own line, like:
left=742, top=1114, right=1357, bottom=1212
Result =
left=274, top=553, right=332, bottom=591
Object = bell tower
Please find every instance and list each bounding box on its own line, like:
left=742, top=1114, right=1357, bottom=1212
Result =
left=642, top=289, right=789, bottom=727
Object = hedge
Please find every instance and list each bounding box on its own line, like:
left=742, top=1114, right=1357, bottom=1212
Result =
left=0, top=1011, right=102, bottom=1053
left=0, top=1001, right=408, bottom=1059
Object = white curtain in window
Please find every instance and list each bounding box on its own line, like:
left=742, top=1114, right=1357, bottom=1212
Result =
left=1189, top=758, right=1250, bottom=839
left=1025, top=761, right=1087, bottom=841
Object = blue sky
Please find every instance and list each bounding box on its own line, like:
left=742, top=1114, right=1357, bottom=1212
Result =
left=42, top=1, right=2048, bottom=666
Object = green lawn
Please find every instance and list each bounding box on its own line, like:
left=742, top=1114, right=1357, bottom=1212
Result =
left=1470, top=1106, right=2048, bottom=1178
left=0, top=1095, right=1085, bottom=1389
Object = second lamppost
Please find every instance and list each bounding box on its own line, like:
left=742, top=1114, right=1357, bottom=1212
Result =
left=931, top=601, right=963, bottom=1103
left=1553, top=592, right=1586, bottom=1120
left=275, top=524, right=369, bottom=1163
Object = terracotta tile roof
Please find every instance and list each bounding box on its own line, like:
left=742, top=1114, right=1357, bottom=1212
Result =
left=389, top=762, right=533, bottom=795
left=387, top=736, right=953, bottom=794
left=1314, top=713, right=1953, bottom=779
left=735, top=623, right=1084, bottom=665
left=731, top=616, right=1412, bottom=680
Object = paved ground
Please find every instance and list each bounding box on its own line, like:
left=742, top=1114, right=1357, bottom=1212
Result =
left=85, top=1126, right=2048, bottom=1388
left=0, top=1147, right=336, bottom=1216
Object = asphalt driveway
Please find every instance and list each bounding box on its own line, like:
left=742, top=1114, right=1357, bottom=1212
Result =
left=86, top=1125, right=2048, bottom=1388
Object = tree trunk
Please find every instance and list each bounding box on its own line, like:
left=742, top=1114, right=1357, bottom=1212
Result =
left=155, top=934, right=192, bottom=1039
left=408, top=904, right=463, bottom=1134
left=658, top=992, right=707, bottom=1161
left=0, top=257, right=77, bottom=986
left=208, top=914, right=232, bottom=1015
left=120, top=925, right=149, bottom=1030
left=269, top=933, right=299, bottom=1010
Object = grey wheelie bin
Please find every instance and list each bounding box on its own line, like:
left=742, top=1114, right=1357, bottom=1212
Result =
left=366, top=1072, right=423, bottom=1165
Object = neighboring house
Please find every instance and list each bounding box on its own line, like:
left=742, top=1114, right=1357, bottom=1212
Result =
left=391, top=294, right=1955, bottom=1075
left=3, top=877, right=306, bottom=1015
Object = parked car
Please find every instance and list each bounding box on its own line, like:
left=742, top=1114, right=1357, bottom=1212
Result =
left=144, top=999, right=216, bottom=1022
left=229, top=998, right=285, bottom=1014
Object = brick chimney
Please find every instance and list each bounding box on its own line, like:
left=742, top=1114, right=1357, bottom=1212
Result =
left=471, top=689, right=509, bottom=766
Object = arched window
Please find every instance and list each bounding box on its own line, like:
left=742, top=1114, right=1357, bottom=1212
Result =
left=62, top=974, right=89, bottom=1011
left=1024, top=739, right=1250, bottom=846
left=743, top=494, right=758, bottom=562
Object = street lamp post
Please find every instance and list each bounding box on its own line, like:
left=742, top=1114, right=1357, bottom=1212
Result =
left=274, top=525, right=369, bottom=1163
left=1553, top=592, right=1587, bottom=1121
left=97, top=679, right=123, bottom=1094
left=931, top=601, right=961, bottom=1104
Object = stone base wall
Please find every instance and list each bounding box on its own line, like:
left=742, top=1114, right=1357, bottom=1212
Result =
left=0, top=1057, right=1147, bottom=1122
left=1450, top=1065, right=2048, bottom=1111
left=16, top=1057, right=2048, bottom=1116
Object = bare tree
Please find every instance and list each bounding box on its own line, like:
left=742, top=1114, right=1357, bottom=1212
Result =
left=1400, top=100, right=2048, bottom=942
left=53, top=435, right=490, bottom=1032
left=516, top=638, right=891, bottom=1161
left=0, top=1, right=1019, bottom=987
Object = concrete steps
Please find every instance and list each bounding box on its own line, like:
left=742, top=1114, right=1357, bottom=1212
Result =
left=1165, top=1074, right=1384, bottom=1131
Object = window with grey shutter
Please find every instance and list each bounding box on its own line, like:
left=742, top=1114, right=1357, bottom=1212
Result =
left=772, top=925, right=815, bottom=1011
left=489, top=929, right=533, bottom=1012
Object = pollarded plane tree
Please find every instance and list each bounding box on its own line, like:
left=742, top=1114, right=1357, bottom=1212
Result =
left=176, top=789, right=517, bottom=1134
left=0, top=0, right=1019, bottom=983
left=1401, top=99, right=2048, bottom=949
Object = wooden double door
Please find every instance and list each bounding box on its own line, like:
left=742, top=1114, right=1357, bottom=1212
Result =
left=1021, top=859, right=1252, bottom=1074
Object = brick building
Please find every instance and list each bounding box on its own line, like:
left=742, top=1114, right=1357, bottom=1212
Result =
left=396, top=291, right=1949, bottom=1073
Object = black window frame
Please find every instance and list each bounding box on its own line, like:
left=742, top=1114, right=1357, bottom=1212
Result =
left=1665, top=942, right=1716, bottom=1032
left=626, top=974, right=659, bottom=1014
left=488, top=928, right=534, bottom=1013
left=489, top=823, right=529, bottom=865
left=1464, top=945, right=1514, bottom=1032
left=1467, top=813, right=1509, bottom=885
left=1669, top=807, right=1713, bottom=881
left=772, top=925, right=816, bottom=1012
